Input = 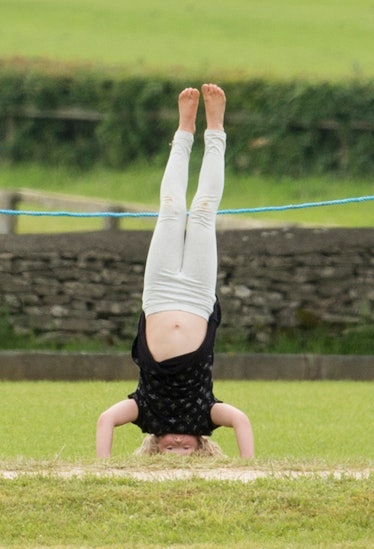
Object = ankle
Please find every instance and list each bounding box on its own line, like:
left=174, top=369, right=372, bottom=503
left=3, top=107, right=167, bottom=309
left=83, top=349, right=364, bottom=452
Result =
left=206, top=121, right=225, bottom=132
left=177, top=122, right=196, bottom=134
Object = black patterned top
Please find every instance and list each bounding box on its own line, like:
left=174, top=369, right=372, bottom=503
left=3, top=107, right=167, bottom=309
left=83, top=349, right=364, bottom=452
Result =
left=128, top=300, right=222, bottom=436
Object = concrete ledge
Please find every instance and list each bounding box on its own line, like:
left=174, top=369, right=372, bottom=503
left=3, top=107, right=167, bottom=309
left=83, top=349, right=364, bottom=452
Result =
left=0, top=352, right=373, bottom=381
left=214, top=354, right=374, bottom=380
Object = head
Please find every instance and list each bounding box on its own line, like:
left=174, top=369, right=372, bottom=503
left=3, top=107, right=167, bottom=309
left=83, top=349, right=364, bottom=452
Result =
left=157, top=434, right=199, bottom=456
left=135, top=433, right=224, bottom=457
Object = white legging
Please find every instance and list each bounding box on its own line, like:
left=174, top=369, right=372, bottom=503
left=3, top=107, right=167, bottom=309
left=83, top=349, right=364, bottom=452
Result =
left=142, top=129, right=226, bottom=320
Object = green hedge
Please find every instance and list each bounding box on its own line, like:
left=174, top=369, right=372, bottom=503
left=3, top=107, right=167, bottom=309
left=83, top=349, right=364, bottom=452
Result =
left=0, top=65, right=373, bottom=176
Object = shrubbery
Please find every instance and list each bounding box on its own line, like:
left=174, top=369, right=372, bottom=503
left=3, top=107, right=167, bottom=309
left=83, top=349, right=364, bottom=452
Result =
left=0, top=64, right=373, bottom=176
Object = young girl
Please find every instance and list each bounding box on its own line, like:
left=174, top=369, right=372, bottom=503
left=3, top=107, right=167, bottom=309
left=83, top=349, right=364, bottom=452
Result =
left=96, top=84, right=254, bottom=458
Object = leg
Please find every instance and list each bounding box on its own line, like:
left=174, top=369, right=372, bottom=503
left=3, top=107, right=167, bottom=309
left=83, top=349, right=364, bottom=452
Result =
left=142, top=88, right=200, bottom=314
left=182, top=85, right=226, bottom=317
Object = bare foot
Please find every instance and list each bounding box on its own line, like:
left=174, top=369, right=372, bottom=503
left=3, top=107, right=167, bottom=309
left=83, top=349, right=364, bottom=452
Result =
left=201, top=83, right=226, bottom=131
left=178, top=87, right=200, bottom=134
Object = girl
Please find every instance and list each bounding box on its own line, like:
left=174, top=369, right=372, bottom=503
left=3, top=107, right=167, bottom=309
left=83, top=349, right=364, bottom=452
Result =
left=96, top=84, right=254, bottom=458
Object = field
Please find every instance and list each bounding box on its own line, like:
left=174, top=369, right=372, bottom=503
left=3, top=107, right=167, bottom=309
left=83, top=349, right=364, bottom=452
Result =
left=1, top=0, right=373, bottom=80
left=2, top=380, right=374, bottom=460
left=1, top=0, right=373, bottom=232
left=1, top=163, right=373, bottom=233
left=0, top=380, right=373, bottom=548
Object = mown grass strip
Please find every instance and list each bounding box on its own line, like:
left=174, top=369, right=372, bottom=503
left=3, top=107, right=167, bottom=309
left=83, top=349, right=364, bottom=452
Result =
left=0, top=474, right=372, bottom=548
left=1, top=164, right=373, bottom=231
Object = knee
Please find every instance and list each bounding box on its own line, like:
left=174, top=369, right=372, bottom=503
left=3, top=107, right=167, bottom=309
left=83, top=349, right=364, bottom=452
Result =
left=160, top=194, right=186, bottom=217
left=189, top=196, right=217, bottom=224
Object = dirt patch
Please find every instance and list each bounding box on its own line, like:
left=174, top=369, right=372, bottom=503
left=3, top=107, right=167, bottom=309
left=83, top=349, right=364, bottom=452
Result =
left=1, top=466, right=372, bottom=482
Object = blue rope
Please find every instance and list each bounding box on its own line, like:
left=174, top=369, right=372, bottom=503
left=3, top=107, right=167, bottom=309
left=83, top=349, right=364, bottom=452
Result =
left=0, top=195, right=373, bottom=218
left=217, top=195, right=374, bottom=215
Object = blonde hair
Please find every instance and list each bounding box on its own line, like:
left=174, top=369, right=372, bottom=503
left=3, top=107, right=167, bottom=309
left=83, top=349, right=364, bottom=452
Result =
left=134, top=434, right=224, bottom=457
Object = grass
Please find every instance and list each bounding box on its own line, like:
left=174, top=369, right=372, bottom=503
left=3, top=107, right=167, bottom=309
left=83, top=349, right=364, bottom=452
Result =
left=1, top=163, right=373, bottom=233
left=0, top=0, right=373, bottom=80
left=0, top=1, right=373, bottom=234
left=0, top=475, right=373, bottom=548
left=219, top=325, right=374, bottom=355
left=0, top=380, right=373, bottom=548
left=1, top=380, right=373, bottom=461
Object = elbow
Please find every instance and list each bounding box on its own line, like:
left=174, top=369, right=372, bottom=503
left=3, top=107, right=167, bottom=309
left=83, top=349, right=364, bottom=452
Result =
left=234, top=410, right=252, bottom=429
left=97, top=408, right=117, bottom=429
left=97, top=410, right=111, bottom=430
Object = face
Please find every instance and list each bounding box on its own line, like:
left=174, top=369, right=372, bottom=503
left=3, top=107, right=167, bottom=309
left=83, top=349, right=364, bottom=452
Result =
left=157, top=434, right=199, bottom=456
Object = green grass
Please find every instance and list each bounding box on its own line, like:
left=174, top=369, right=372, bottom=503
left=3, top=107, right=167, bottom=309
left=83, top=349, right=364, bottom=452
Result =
left=1, top=381, right=373, bottom=461
left=1, top=163, right=373, bottom=233
left=0, top=380, right=373, bottom=548
left=1, top=0, right=373, bottom=80
left=218, top=325, right=374, bottom=355
left=1, top=0, right=373, bottom=232
left=0, top=475, right=373, bottom=548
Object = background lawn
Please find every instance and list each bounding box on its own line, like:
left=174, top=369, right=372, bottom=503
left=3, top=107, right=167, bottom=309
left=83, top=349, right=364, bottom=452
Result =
left=1, top=0, right=373, bottom=231
left=1, top=164, right=373, bottom=233
left=0, top=0, right=373, bottom=80
left=1, top=380, right=373, bottom=463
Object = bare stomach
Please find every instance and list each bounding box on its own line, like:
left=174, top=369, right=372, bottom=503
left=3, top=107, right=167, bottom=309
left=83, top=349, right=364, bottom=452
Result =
left=145, top=310, right=208, bottom=362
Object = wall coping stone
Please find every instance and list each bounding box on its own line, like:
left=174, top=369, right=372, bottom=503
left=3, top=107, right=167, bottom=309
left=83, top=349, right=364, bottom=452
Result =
left=0, top=351, right=372, bottom=381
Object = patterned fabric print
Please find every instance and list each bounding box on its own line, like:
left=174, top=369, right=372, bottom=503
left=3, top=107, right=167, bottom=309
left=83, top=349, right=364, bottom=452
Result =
left=130, top=356, right=219, bottom=435
left=129, top=300, right=222, bottom=436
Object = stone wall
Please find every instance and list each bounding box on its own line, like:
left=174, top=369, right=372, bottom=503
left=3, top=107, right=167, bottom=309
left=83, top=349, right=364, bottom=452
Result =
left=0, top=228, right=373, bottom=346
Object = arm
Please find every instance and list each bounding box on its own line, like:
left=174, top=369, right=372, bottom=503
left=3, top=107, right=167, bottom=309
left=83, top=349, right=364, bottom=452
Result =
left=211, top=402, right=254, bottom=459
left=96, top=399, right=138, bottom=458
